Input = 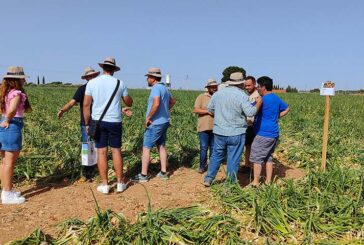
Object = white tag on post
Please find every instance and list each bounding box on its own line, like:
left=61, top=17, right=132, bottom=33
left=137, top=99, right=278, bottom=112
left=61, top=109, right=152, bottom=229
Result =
left=81, top=141, right=97, bottom=166
left=320, top=81, right=335, bottom=96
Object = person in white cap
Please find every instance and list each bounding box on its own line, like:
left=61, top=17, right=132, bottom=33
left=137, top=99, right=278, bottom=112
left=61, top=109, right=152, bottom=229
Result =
left=193, top=78, right=218, bottom=173
left=0, top=66, right=32, bottom=204
left=83, top=57, right=133, bottom=194
left=203, top=72, right=262, bottom=186
left=133, top=68, right=176, bottom=182
left=57, top=67, right=100, bottom=180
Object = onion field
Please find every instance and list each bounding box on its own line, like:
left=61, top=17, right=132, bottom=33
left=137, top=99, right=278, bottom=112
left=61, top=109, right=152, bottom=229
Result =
left=9, top=86, right=364, bottom=244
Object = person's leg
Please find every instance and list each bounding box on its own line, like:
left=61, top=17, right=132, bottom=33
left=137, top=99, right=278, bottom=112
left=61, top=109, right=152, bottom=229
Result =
left=252, top=163, right=262, bottom=186
left=0, top=150, right=5, bottom=186
left=244, top=144, right=251, bottom=167
left=2, top=151, right=20, bottom=191
left=108, top=122, right=125, bottom=183
left=265, top=161, right=273, bottom=184
left=97, top=147, right=108, bottom=185
left=141, top=147, right=151, bottom=175
left=198, top=131, right=209, bottom=170
left=208, top=131, right=214, bottom=160
left=265, top=138, right=278, bottom=184
left=155, top=123, right=169, bottom=173
left=226, top=134, right=245, bottom=182
left=157, top=145, right=167, bottom=172
left=204, top=134, right=226, bottom=184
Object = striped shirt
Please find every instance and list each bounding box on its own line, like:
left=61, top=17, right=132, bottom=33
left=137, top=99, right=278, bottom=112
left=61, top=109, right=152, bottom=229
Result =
left=207, top=86, right=257, bottom=136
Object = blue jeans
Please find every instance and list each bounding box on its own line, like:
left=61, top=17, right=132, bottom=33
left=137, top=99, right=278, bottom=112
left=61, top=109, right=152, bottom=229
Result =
left=198, top=130, right=214, bottom=169
left=205, top=133, right=245, bottom=183
left=81, top=125, right=88, bottom=142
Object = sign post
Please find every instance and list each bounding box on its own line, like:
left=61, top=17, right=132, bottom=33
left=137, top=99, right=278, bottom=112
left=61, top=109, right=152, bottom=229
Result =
left=320, top=81, right=335, bottom=171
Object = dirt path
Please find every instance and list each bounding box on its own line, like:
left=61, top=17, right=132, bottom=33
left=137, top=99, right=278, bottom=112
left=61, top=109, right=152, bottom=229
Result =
left=0, top=165, right=304, bottom=244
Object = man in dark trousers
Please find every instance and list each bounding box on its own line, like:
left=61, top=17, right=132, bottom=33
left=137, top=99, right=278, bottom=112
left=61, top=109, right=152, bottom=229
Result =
left=57, top=67, right=100, bottom=180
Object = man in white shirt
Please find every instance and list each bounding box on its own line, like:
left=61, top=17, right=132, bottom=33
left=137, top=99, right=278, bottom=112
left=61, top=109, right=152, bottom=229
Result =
left=83, top=57, right=133, bottom=194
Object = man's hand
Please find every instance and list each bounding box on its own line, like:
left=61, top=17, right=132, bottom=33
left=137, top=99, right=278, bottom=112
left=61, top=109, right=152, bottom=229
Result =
left=0, top=120, right=9, bottom=129
left=57, top=109, right=64, bottom=119
left=145, top=117, right=153, bottom=128
left=122, top=107, right=133, bottom=117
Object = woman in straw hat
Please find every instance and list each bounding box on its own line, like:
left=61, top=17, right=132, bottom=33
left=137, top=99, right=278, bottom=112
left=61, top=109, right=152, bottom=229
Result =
left=0, top=66, right=32, bottom=204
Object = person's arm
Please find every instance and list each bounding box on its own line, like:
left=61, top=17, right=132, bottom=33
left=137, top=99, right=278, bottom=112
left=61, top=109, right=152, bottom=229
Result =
left=0, top=95, right=21, bottom=128
left=169, top=96, right=176, bottom=110
left=193, top=107, right=209, bottom=115
left=122, top=95, right=133, bottom=107
left=57, top=99, right=77, bottom=119
left=206, top=97, right=215, bottom=115
left=146, top=96, right=160, bottom=127
left=83, top=95, right=92, bottom=126
left=279, top=107, right=290, bottom=118
left=242, top=96, right=260, bottom=117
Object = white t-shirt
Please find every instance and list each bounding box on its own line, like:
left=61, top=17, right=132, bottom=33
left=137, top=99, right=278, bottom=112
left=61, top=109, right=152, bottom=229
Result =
left=85, top=74, right=128, bottom=122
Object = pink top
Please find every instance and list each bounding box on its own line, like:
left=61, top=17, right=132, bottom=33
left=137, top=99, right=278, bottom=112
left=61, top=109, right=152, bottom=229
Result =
left=2, top=89, right=27, bottom=118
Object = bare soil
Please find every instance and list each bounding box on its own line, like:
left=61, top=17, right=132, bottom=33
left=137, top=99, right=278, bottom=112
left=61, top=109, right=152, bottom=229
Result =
left=0, top=164, right=304, bottom=244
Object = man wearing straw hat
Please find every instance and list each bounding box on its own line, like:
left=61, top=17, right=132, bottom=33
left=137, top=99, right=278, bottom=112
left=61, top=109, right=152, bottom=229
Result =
left=83, top=57, right=133, bottom=194
left=193, top=78, right=218, bottom=173
left=57, top=67, right=100, bottom=180
left=133, top=68, right=176, bottom=182
left=203, top=72, right=262, bottom=186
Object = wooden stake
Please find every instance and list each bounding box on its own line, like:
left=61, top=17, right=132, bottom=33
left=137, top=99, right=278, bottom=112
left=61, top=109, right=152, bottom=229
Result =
left=321, top=95, right=330, bottom=171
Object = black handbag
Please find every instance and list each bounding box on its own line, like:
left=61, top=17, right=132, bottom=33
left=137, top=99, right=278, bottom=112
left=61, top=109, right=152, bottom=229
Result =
left=88, top=80, right=120, bottom=140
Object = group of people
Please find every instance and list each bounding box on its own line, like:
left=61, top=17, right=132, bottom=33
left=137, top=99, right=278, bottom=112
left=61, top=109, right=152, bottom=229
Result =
left=0, top=56, right=288, bottom=205
left=194, top=72, right=289, bottom=187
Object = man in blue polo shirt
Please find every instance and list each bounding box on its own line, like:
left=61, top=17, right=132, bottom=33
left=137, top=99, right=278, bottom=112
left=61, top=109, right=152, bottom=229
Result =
left=250, top=76, right=290, bottom=187
left=133, top=67, right=176, bottom=182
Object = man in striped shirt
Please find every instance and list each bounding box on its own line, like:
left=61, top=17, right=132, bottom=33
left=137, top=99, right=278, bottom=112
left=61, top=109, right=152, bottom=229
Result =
left=204, top=72, right=262, bottom=186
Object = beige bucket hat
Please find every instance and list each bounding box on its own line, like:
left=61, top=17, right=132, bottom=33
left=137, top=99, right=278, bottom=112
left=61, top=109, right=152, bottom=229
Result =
left=226, top=72, right=245, bottom=85
left=205, top=78, right=218, bottom=88
left=3, top=66, right=29, bottom=79
left=81, top=67, right=100, bottom=79
left=98, top=57, right=120, bottom=72
left=145, top=67, right=162, bottom=78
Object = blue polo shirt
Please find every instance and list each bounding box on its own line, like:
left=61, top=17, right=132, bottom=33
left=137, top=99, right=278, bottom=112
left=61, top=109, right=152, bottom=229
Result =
left=146, top=82, right=171, bottom=125
left=254, top=93, right=288, bottom=138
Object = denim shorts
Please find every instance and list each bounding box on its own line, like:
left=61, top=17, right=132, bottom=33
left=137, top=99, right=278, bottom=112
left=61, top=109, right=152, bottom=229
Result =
left=0, top=117, right=24, bottom=151
left=143, top=122, right=169, bottom=149
left=93, top=120, right=122, bottom=148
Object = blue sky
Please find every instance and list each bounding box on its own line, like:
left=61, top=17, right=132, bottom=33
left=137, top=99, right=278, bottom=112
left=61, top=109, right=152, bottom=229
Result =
left=0, top=0, right=363, bottom=90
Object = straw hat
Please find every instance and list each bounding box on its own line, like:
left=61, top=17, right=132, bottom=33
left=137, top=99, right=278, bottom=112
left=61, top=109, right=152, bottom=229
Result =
left=226, top=72, right=245, bottom=85
left=3, top=66, right=29, bottom=79
left=81, top=67, right=100, bottom=79
left=98, top=57, right=120, bottom=72
left=145, top=67, right=162, bottom=78
left=205, top=78, right=218, bottom=88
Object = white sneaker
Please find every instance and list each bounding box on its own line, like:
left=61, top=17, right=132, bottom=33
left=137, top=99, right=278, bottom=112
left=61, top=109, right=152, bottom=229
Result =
left=1, top=191, right=25, bottom=204
left=96, top=184, right=110, bottom=194
left=12, top=188, right=21, bottom=197
left=116, top=182, right=128, bottom=193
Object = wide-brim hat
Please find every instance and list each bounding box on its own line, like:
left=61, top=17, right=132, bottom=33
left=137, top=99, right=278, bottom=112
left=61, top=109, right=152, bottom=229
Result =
left=81, top=67, right=100, bottom=79
left=145, top=67, right=162, bottom=78
left=226, top=72, right=245, bottom=85
left=3, top=66, right=29, bottom=79
left=98, top=57, right=120, bottom=72
left=205, top=78, right=218, bottom=88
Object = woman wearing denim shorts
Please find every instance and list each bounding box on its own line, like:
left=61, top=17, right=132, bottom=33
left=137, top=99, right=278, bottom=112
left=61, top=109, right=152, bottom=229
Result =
left=0, top=66, right=32, bottom=204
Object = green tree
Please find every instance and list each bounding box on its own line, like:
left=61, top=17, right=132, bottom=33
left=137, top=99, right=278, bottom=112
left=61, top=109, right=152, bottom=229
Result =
left=221, top=66, right=246, bottom=83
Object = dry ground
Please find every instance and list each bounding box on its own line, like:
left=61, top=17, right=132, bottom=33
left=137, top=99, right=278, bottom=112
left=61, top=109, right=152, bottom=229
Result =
left=0, top=164, right=304, bottom=244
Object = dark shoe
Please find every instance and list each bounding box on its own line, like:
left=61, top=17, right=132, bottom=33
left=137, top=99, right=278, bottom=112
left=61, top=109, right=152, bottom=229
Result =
left=197, top=167, right=206, bottom=174
left=132, top=173, right=149, bottom=183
